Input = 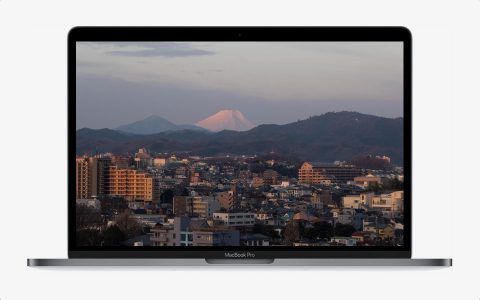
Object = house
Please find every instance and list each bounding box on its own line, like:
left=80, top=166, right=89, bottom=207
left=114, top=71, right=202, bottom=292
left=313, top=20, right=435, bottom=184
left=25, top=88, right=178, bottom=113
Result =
left=241, top=233, right=271, bottom=246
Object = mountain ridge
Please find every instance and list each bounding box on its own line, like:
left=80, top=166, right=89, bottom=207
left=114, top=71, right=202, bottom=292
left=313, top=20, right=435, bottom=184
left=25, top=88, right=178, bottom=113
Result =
left=114, top=115, right=207, bottom=135
left=77, top=111, right=404, bottom=165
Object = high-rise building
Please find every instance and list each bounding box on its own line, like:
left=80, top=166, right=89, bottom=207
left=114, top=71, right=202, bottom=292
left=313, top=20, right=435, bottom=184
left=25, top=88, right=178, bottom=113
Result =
left=75, top=156, right=111, bottom=199
left=76, top=157, right=90, bottom=199
left=298, top=162, right=364, bottom=184
left=107, top=166, right=159, bottom=202
left=111, top=155, right=133, bottom=169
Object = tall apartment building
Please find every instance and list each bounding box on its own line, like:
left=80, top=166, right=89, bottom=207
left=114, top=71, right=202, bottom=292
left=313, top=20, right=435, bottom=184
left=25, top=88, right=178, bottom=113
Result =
left=75, top=156, right=111, bottom=199
left=110, top=155, right=132, bottom=169
left=107, top=166, right=159, bottom=202
left=298, top=162, right=364, bottom=184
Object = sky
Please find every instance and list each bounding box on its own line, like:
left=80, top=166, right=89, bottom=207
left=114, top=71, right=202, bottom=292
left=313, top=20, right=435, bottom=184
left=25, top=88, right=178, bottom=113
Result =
left=76, top=41, right=403, bottom=129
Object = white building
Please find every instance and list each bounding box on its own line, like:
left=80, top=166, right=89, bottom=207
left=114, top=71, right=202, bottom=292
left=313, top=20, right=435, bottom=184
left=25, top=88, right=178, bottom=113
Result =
left=213, top=212, right=255, bottom=227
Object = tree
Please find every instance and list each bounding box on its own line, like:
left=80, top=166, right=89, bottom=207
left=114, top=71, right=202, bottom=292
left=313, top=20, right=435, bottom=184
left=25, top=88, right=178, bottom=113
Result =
left=253, top=224, right=277, bottom=239
left=75, top=204, right=104, bottom=246
left=115, top=210, right=142, bottom=239
left=103, top=225, right=126, bottom=246
left=283, top=221, right=300, bottom=244
left=305, top=221, right=333, bottom=240
left=334, top=223, right=356, bottom=237
left=160, top=189, right=174, bottom=204
left=181, top=187, right=190, bottom=196
left=76, top=204, right=103, bottom=230
left=76, top=228, right=102, bottom=246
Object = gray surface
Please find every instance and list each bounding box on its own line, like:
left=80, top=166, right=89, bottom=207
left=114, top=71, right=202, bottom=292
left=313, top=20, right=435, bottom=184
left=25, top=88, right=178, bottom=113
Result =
left=27, top=258, right=452, bottom=267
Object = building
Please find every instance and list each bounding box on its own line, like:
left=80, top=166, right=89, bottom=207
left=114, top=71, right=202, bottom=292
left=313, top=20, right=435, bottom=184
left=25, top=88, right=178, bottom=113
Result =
left=75, top=156, right=111, bottom=199
left=107, top=166, right=159, bottom=202
left=312, top=190, right=333, bottom=206
left=153, top=157, right=167, bottom=168
left=150, top=217, right=195, bottom=246
left=251, top=176, right=264, bottom=188
left=192, top=229, right=240, bottom=246
left=173, top=196, right=220, bottom=218
left=353, top=174, right=382, bottom=188
left=351, top=231, right=376, bottom=243
left=342, top=191, right=403, bottom=212
left=330, top=237, right=357, bottom=246
left=342, top=193, right=374, bottom=209
left=110, top=155, right=132, bottom=169
left=216, top=191, right=234, bottom=210
left=150, top=223, right=174, bottom=246
left=134, top=148, right=152, bottom=169
left=263, top=169, right=279, bottom=185
left=298, top=162, right=364, bottom=184
left=213, top=212, right=255, bottom=227
left=241, top=233, right=271, bottom=246
left=190, top=172, right=201, bottom=183
left=371, top=191, right=404, bottom=212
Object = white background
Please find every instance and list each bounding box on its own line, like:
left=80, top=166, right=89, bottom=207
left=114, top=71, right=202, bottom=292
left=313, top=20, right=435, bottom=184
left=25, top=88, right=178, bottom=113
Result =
left=0, top=0, right=478, bottom=299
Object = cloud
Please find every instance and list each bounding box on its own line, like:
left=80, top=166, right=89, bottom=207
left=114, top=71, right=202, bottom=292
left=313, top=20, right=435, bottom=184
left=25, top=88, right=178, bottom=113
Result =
left=84, top=42, right=215, bottom=58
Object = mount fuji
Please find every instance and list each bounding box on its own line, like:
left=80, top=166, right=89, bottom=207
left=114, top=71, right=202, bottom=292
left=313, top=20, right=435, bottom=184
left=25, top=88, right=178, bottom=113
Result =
left=196, top=109, right=255, bottom=132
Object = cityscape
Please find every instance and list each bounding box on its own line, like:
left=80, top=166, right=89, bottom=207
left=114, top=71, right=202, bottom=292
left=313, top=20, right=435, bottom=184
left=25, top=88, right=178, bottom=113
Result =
left=76, top=113, right=404, bottom=247
left=76, top=41, right=404, bottom=247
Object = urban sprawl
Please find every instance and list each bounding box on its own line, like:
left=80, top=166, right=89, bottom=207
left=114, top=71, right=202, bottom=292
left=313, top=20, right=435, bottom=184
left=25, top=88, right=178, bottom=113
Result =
left=76, top=149, right=404, bottom=247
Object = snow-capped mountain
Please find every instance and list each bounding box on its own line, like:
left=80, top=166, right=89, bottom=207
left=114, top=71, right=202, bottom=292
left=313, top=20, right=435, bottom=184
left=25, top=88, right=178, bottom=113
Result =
left=195, top=109, right=255, bottom=132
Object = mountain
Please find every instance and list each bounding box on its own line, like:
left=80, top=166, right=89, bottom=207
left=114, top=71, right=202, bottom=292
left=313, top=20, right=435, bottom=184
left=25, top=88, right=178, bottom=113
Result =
left=114, top=115, right=207, bottom=135
left=77, top=111, right=404, bottom=165
left=196, top=109, right=254, bottom=132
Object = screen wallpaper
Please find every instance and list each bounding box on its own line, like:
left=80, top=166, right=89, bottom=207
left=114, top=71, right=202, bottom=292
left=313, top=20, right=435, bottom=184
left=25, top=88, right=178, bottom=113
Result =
left=75, top=42, right=404, bottom=247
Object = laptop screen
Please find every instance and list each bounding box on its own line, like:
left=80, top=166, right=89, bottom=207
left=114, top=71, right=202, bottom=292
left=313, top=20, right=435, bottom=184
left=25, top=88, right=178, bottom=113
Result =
left=75, top=40, right=404, bottom=249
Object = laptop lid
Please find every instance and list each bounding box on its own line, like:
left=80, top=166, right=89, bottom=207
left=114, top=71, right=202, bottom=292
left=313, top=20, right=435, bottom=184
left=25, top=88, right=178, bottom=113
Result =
left=70, top=27, right=411, bottom=259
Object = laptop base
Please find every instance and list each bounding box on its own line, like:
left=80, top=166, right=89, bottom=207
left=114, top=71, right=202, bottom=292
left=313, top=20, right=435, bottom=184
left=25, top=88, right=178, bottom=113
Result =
left=28, top=258, right=452, bottom=267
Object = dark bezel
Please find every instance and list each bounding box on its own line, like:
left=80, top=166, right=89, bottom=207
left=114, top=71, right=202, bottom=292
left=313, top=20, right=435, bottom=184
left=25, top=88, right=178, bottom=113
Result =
left=69, top=26, right=412, bottom=259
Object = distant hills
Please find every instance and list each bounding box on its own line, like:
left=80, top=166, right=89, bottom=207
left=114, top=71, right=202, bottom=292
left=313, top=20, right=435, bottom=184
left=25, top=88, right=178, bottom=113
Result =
left=77, top=111, right=404, bottom=165
left=115, top=110, right=254, bottom=134
left=115, top=115, right=207, bottom=135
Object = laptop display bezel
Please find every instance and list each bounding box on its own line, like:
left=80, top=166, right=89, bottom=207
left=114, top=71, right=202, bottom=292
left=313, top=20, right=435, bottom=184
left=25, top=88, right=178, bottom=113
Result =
left=69, top=26, right=412, bottom=259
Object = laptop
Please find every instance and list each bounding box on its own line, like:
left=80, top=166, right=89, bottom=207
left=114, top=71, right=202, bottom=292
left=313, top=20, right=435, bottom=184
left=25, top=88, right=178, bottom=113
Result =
left=28, top=26, right=451, bottom=266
